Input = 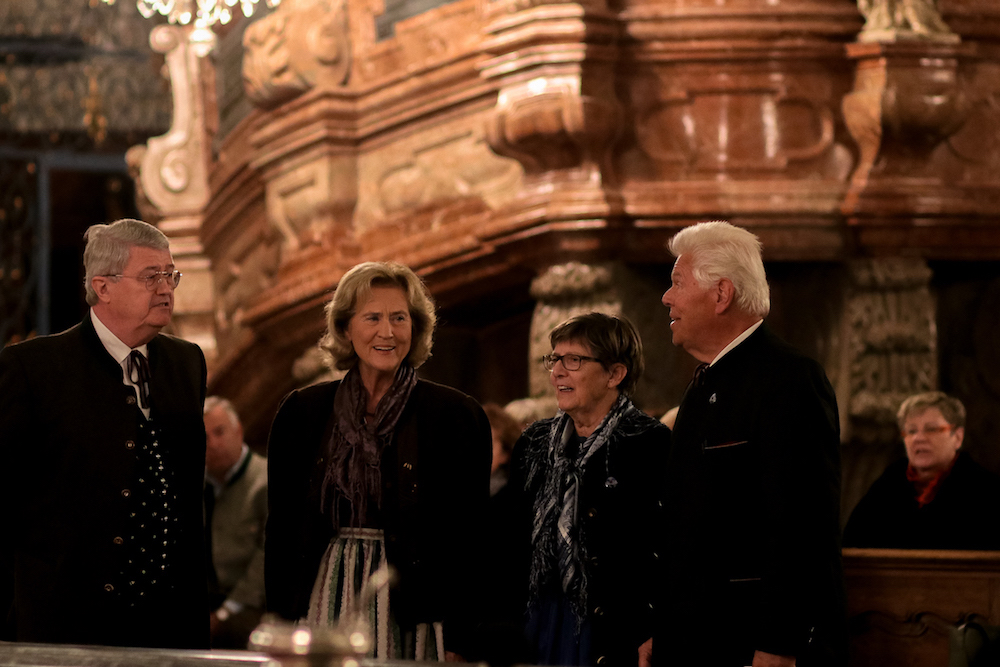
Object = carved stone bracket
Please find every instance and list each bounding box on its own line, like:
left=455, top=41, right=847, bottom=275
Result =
left=479, top=0, right=622, bottom=199
left=243, top=0, right=352, bottom=109
left=844, top=257, right=936, bottom=444
left=842, top=40, right=974, bottom=217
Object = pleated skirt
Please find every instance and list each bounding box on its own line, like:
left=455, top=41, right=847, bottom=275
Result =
left=307, top=527, right=444, bottom=660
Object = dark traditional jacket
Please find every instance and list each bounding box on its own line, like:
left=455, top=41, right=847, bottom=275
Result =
left=0, top=312, right=209, bottom=648
left=656, top=324, right=846, bottom=667
left=510, top=407, right=669, bottom=667
left=264, top=377, right=491, bottom=657
left=843, top=451, right=1000, bottom=550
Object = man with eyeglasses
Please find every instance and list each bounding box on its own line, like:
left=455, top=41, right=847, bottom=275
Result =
left=0, top=218, right=209, bottom=648
left=843, top=391, right=1000, bottom=550
left=645, top=221, right=845, bottom=667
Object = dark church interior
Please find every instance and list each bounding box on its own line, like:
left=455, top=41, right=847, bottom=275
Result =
left=3, top=0, right=1000, bottom=664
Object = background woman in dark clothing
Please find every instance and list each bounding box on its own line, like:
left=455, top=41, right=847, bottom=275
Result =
left=844, top=391, right=1000, bottom=550
left=510, top=313, right=669, bottom=667
left=265, top=261, right=491, bottom=660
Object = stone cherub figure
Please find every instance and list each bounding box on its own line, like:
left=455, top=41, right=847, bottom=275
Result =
left=857, top=0, right=956, bottom=40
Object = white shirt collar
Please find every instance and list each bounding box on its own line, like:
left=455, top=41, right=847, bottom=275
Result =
left=710, top=319, right=764, bottom=367
left=91, top=308, right=148, bottom=361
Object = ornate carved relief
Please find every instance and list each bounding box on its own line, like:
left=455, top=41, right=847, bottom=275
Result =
left=857, top=0, right=957, bottom=42
left=355, top=114, right=521, bottom=234
left=844, top=257, right=936, bottom=443
left=243, top=0, right=351, bottom=109
left=265, top=152, right=358, bottom=259
left=632, top=77, right=838, bottom=175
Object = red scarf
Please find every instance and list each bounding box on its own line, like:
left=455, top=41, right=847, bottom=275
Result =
left=906, top=456, right=957, bottom=508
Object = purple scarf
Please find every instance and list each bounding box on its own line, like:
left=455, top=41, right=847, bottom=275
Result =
left=321, top=363, right=418, bottom=529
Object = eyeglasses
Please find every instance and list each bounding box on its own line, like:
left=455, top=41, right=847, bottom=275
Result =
left=901, top=424, right=954, bottom=438
left=104, top=270, right=182, bottom=290
left=542, top=353, right=602, bottom=371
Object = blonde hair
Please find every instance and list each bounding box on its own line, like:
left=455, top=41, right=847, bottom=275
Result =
left=668, top=221, right=770, bottom=318
left=319, top=262, right=437, bottom=371
left=897, top=391, right=966, bottom=431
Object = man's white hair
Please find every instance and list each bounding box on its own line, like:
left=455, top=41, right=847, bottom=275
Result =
left=668, top=221, right=770, bottom=318
left=204, top=395, right=241, bottom=427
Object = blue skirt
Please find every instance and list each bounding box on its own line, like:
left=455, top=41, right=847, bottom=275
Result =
left=525, top=592, right=593, bottom=666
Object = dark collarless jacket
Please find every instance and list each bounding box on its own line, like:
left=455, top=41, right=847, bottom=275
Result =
left=264, top=377, right=491, bottom=657
left=655, top=324, right=846, bottom=667
left=0, top=313, right=209, bottom=648
left=843, top=451, right=1000, bottom=550
left=510, top=408, right=670, bottom=667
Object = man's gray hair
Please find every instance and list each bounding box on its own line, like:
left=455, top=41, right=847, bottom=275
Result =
left=668, top=220, right=771, bottom=318
left=83, top=219, right=170, bottom=306
left=204, top=395, right=241, bottom=427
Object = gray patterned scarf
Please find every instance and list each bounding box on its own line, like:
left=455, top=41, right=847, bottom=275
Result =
left=321, top=363, right=417, bottom=529
left=526, top=393, right=637, bottom=623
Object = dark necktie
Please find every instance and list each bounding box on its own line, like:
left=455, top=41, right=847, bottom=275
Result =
left=127, top=350, right=151, bottom=409
left=693, top=362, right=710, bottom=388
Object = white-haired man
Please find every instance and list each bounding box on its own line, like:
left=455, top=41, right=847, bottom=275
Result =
left=644, top=221, right=845, bottom=667
left=0, top=218, right=208, bottom=648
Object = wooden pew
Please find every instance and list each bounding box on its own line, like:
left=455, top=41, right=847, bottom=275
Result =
left=844, top=548, right=1000, bottom=666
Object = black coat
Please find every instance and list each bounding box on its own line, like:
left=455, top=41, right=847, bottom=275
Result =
left=264, top=378, right=491, bottom=657
left=843, top=451, right=1000, bottom=550
left=0, top=313, right=209, bottom=648
left=510, top=407, right=669, bottom=667
left=655, top=324, right=846, bottom=667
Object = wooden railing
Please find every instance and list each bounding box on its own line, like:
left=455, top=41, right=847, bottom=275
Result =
left=844, top=548, right=1000, bottom=666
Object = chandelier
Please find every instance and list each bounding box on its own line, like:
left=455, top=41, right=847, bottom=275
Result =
left=101, top=0, right=281, bottom=27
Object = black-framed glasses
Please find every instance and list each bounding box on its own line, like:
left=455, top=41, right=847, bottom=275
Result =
left=542, top=353, right=602, bottom=371
left=104, top=270, right=182, bottom=290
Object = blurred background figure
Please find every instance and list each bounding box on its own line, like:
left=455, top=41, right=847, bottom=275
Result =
left=477, top=403, right=530, bottom=665
left=203, top=396, right=268, bottom=648
left=659, top=406, right=678, bottom=430
left=484, top=402, right=522, bottom=498
left=511, top=312, right=668, bottom=667
left=265, top=261, right=491, bottom=661
left=844, top=391, right=1000, bottom=550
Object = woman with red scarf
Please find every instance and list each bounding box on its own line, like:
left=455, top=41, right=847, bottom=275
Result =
left=844, top=391, right=1000, bottom=550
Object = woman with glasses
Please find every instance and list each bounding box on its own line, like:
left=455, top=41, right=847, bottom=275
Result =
left=264, top=261, right=491, bottom=660
left=509, top=312, right=669, bottom=667
left=843, top=391, right=1000, bottom=549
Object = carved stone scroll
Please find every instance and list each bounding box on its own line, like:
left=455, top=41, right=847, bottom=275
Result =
left=130, top=24, right=218, bottom=360
left=137, top=25, right=213, bottom=216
